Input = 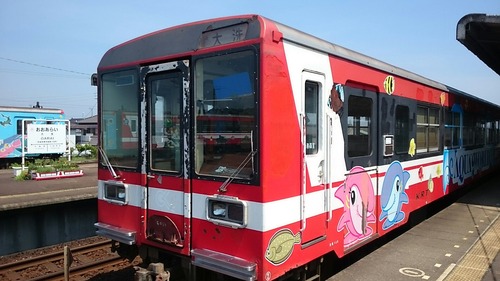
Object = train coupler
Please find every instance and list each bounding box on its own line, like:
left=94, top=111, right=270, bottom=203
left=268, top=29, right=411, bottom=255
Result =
left=135, top=262, right=171, bottom=281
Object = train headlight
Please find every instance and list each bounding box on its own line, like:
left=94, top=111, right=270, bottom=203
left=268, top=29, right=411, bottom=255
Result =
left=104, top=181, right=128, bottom=205
left=207, top=196, right=247, bottom=228
left=212, top=202, right=227, bottom=217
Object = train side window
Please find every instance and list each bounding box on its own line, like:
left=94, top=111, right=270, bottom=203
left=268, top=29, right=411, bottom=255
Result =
left=486, top=121, right=494, bottom=144
left=305, top=81, right=319, bottom=155
left=17, top=120, right=22, bottom=135
left=494, top=121, right=498, bottom=144
left=417, top=106, right=440, bottom=153
left=463, top=113, right=474, bottom=147
left=496, top=121, right=500, bottom=144
left=395, top=105, right=409, bottom=154
left=444, top=105, right=462, bottom=148
left=17, top=119, right=34, bottom=135
left=475, top=119, right=485, bottom=145
left=347, top=95, right=372, bottom=157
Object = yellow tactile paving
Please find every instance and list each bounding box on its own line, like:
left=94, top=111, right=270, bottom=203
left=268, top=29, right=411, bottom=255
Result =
left=445, top=213, right=500, bottom=281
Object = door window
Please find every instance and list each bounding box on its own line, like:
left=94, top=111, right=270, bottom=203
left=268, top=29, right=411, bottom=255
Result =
left=305, top=81, right=319, bottom=155
left=148, top=72, right=183, bottom=172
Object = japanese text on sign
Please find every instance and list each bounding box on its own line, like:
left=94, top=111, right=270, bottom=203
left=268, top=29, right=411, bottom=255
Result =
left=199, top=23, right=248, bottom=48
left=27, top=123, right=67, bottom=154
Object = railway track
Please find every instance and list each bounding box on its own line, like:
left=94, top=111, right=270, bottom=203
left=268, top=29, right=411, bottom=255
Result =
left=0, top=238, right=133, bottom=281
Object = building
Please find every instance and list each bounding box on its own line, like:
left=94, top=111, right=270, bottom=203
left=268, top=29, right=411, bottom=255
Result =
left=70, top=115, right=97, bottom=145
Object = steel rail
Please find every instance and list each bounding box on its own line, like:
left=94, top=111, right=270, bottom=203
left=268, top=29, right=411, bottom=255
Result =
left=0, top=238, right=114, bottom=280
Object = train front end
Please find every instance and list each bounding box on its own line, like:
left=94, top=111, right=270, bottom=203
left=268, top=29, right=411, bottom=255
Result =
left=94, top=15, right=303, bottom=280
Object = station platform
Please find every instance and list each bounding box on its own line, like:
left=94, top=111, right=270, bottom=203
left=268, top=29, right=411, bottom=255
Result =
left=0, top=163, right=97, bottom=211
left=329, top=174, right=500, bottom=281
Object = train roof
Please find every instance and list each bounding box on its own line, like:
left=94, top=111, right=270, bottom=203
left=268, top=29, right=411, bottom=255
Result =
left=272, top=18, right=500, bottom=110
left=98, top=14, right=498, bottom=109
left=272, top=19, right=449, bottom=92
left=0, top=106, right=64, bottom=114
left=98, top=15, right=262, bottom=69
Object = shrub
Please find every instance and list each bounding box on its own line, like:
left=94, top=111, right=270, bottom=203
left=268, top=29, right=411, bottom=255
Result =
left=75, top=144, right=97, bottom=158
left=53, top=160, right=79, bottom=171
left=15, top=170, right=31, bottom=181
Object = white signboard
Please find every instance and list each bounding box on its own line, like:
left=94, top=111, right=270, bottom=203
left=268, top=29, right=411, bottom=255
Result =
left=27, top=123, right=67, bottom=154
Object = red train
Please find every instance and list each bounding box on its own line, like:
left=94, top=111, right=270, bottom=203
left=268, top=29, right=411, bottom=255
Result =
left=93, top=15, right=500, bottom=280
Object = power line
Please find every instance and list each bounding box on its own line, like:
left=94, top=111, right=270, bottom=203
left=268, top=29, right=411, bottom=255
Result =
left=0, top=57, right=90, bottom=76
left=0, top=68, right=88, bottom=79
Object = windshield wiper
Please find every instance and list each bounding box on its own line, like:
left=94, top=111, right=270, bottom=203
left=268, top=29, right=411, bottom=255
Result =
left=98, top=147, right=120, bottom=179
left=218, top=149, right=257, bottom=193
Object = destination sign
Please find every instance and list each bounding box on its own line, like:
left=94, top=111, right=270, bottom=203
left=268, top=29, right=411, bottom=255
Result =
left=199, top=23, right=248, bottom=48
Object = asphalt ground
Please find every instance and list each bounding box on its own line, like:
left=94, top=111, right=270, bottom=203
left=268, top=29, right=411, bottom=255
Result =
left=328, top=174, right=500, bottom=281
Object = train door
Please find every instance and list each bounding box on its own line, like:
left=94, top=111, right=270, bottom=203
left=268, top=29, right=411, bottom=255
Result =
left=142, top=61, right=191, bottom=255
left=339, top=84, right=379, bottom=251
left=300, top=71, right=328, bottom=245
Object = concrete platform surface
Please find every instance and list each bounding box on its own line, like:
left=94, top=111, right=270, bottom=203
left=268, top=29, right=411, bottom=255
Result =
left=329, top=175, right=500, bottom=281
left=0, top=163, right=97, bottom=211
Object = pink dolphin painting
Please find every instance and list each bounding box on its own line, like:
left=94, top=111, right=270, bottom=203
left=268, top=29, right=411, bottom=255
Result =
left=335, top=166, right=376, bottom=247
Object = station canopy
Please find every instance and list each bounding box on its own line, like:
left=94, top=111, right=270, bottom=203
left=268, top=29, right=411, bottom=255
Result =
left=457, top=14, right=500, bottom=76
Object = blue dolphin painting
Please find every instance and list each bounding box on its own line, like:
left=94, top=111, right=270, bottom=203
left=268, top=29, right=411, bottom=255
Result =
left=379, top=161, right=410, bottom=230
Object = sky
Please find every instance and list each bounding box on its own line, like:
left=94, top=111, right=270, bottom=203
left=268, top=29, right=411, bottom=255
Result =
left=1, top=1, right=499, bottom=119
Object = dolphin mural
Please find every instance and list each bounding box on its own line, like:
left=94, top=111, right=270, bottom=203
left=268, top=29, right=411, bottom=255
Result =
left=335, top=166, right=376, bottom=247
left=379, top=161, right=410, bottom=230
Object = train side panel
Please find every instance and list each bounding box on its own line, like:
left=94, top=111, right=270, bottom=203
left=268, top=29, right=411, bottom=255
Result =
left=0, top=108, right=64, bottom=160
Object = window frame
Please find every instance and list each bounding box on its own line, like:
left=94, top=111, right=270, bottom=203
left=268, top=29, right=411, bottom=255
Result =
left=192, top=48, right=259, bottom=182
left=416, top=105, right=440, bottom=154
left=99, top=68, right=141, bottom=170
left=147, top=70, right=184, bottom=174
left=394, top=105, right=410, bottom=154
left=347, top=95, right=373, bottom=158
left=305, top=80, right=319, bottom=155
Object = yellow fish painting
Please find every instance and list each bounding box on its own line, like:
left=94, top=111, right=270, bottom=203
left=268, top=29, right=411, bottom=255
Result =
left=265, top=229, right=301, bottom=265
left=436, top=164, right=442, bottom=178
left=440, top=92, right=446, bottom=106
left=408, top=138, right=416, bottom=157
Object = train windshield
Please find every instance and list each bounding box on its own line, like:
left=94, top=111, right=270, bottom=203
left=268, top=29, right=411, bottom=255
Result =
left=100, top=70, right=140, bottom=168
left=194, top=50, right=257, bottom=179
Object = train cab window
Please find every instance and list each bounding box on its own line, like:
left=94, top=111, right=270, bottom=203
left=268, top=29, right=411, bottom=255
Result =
left=101, top=70, right=140, bottom=168
left=417, top=106, right=440, bottom=153
left=194, top=50, right=257, bottom=179
left=305, top=81, right=319, bottom=155
left=347, top=96, right=372, bottom=157
left=395, top=105, right=409, bottom=154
